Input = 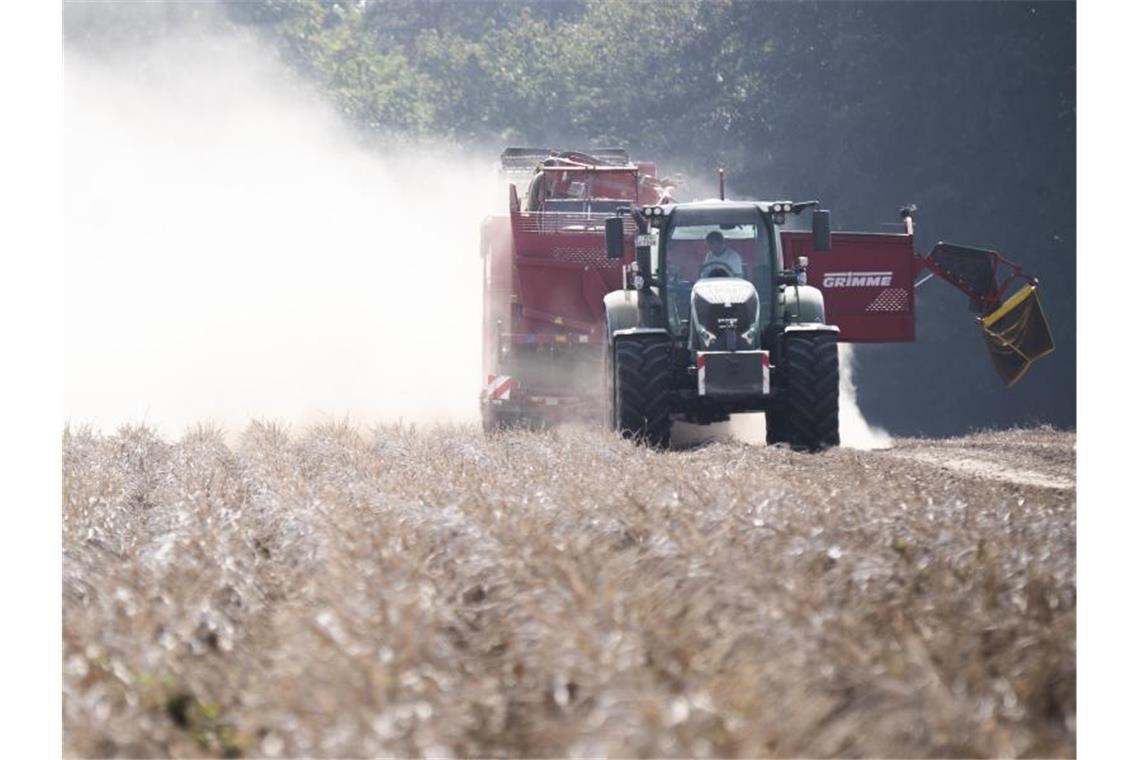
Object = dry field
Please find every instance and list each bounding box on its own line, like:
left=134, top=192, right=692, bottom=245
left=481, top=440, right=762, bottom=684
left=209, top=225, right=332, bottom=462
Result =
left=63, top=423, right=1075, bottom=758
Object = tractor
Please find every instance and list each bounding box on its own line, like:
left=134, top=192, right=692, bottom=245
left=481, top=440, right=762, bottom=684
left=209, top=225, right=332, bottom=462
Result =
left=602, top=199, right=842, bottom=450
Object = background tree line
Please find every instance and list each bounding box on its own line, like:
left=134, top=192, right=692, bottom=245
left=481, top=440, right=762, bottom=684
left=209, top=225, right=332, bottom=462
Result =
left=65, top=0, right=1076, bottom=435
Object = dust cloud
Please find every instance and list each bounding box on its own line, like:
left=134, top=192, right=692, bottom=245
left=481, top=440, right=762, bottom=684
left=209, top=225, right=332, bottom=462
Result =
left=65, top=34, right=497, bottom=438
left=836, top=343, right=892, bottom=449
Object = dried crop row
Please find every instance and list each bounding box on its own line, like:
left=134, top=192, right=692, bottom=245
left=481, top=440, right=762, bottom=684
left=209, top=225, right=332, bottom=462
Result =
left=63, top=423, right=1075, bottom=757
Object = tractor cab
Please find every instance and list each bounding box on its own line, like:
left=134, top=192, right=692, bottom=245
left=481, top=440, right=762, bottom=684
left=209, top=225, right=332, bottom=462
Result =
left=651, top=203, right=778, bottom=353
left=617, top=201, right=830, bottom=356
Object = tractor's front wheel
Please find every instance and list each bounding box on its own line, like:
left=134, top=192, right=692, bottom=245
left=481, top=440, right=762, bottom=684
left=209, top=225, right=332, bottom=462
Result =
left=782, top=332, right=840, bottom=451
left=610, top=335, right=672, bottom=448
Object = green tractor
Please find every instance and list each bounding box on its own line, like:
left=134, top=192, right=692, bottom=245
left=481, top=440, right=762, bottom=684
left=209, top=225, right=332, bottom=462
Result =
left=601, top=197, right=1056, bottom=451
left=602, top=200, right=840, bottom=451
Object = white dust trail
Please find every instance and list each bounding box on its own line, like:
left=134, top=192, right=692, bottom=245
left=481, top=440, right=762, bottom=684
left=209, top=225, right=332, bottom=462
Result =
left=836, top=343, right=892, bottom=449
left=65, top=34, right=497, bottom=438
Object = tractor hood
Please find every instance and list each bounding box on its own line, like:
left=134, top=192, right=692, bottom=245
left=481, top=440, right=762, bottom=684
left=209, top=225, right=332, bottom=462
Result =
left=690, top=278, right=761, bottom=351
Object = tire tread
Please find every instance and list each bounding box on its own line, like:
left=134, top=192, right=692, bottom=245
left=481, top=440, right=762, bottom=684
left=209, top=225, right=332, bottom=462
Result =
left=613, top=336, right=672, bottom=447
left=782, top=333, right=840, bottom=451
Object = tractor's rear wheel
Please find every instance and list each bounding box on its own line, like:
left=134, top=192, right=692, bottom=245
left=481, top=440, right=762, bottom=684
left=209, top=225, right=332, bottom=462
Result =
left=603, top=338, right=617, bottom=431
left=765, top=410, right=787, bottom=445
left=611, top=335, right=672, bottom=447
left=782, top=332, right=840, bottom=451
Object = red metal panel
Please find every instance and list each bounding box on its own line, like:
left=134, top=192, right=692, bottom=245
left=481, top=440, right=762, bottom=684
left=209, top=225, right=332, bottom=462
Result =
left=509, top=211, right=631, bottom=338
left=483, top=209, right=634, bottom=418
left=513, top=245, right=621, bottom=337
left=781, top=231, right=917, bottom=343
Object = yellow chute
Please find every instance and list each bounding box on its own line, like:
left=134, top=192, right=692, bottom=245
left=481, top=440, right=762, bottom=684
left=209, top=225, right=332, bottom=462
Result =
left=980, top=284, right=1056, bottom=386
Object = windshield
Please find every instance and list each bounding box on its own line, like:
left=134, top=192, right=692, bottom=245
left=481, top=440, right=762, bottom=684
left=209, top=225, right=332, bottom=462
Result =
left=661, top=220, right=776, bottom=336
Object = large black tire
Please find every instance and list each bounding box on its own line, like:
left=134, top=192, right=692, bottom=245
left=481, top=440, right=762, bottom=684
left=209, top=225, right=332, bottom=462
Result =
left=611, top=335, right=672, bottom=447
left=782, top=332, right=840, bottom=451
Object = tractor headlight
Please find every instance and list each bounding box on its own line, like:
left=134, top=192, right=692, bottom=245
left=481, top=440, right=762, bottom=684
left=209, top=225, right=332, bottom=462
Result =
left=698, top=326, right=717, bottom=348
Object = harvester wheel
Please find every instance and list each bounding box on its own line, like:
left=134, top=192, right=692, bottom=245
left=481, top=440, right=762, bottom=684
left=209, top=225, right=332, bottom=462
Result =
left=481, top=404, right=502, bottom=433
left=782, top=332, right=840, bottom=451
left=612, top=335, right=672, bottom=447
left=483, top=406, right=543, bottom=433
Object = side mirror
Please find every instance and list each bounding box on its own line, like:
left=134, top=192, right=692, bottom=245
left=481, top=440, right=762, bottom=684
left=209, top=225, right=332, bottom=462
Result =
left=605, top=217, right=625, bottom=259
left=812, top=209, right=832, bottom=252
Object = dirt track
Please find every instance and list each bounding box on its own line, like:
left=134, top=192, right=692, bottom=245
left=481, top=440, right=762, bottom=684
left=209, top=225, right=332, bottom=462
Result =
left=63, top=424, right=1075, bottom=758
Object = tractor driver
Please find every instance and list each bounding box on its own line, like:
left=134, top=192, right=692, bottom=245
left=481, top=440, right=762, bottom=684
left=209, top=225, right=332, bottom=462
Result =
left=702, top=230, right=744, bottom=278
